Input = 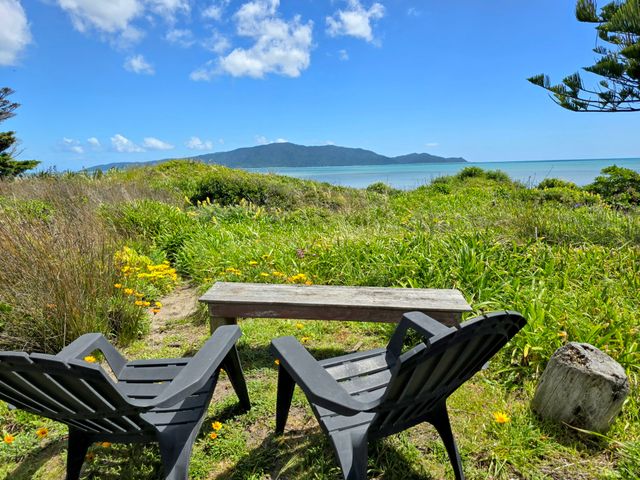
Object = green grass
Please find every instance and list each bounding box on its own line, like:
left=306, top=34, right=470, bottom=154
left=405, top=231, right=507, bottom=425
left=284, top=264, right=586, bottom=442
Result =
left=0, top=160, right=638, bottom=478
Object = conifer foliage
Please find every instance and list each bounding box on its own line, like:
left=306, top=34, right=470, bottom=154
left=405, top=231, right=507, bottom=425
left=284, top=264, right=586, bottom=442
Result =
left=0, top=87, right=39, bottom=178
left=529, top=0, right=640, bottom=112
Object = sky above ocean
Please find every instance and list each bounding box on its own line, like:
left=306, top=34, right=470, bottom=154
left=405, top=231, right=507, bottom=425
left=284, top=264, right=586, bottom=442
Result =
left=1, top=0, right=639, bottom=170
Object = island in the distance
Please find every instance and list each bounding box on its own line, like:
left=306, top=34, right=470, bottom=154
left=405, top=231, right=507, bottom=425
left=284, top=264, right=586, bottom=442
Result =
left=89, top=142, right=467, bottom=171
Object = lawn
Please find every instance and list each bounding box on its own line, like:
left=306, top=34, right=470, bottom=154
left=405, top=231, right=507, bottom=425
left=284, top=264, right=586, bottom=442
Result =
left=0, top=161, right=638, bottom=479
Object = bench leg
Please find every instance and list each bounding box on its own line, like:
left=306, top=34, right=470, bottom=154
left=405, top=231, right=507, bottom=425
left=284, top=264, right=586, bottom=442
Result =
left=208, top=306, right=237, bottom=334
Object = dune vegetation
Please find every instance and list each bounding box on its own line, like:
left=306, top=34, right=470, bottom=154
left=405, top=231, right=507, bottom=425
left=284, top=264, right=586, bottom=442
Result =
left=0, top=161, right=638, bottom=479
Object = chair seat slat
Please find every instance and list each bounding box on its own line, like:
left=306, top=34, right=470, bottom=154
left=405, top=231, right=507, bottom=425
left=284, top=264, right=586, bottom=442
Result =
left=119, top=365, right=185, bottom=382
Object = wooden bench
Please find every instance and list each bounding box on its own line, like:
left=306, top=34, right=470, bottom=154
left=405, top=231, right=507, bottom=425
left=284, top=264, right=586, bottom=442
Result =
left=199, top=282, right=472, bottom=333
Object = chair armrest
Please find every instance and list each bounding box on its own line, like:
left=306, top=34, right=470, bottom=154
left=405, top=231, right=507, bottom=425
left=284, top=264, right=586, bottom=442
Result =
left=271, top=336, right=377, bottom=416
left=388, top=312, right=456, bottom=355
left=131, top=325, right=241, bottom=409
left=56, top=333, right=126, bottom=376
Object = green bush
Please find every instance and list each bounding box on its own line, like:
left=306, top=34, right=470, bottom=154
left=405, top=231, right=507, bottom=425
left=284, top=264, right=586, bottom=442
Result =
left=537, top=178, right=578, bottom=190
left=586, top=165, right=640, bottom=206
left=366, top=182, right=401, bottom=195
left=456, top=166, right=485, bottom=179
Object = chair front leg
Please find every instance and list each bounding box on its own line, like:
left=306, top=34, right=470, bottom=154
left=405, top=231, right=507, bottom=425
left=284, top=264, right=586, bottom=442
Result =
left=427, top=402, right=465, bottom=480
left=66, top=427, right=91, bottom=480
left=329, top=429, right=369, bottom=480
left=158, top=424, right=201, bottom=480
left=275, top=365, right=295, bottom=435
left=222, top=345, right=251, bottom=411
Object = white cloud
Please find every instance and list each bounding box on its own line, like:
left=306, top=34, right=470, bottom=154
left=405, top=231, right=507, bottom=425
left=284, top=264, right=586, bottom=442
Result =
left=255, top=135, right=287, bottom=145
left=190, top=61, right=217, bottom=81
left=61, top=137, right=84, bottom=154
left=111, top=133, right=144, bottom=152
left=202, top=0, right=229, bottom=21
left=55, top=1, right=187, bottom=47
left=407, top=7, right=421, bottom=17
left=87, top=137, right=101, bottom=147
left=214, top=0, right=313, bottom=79
left=326, top=0, right=385, bottom=43
left=166, top=28, right=195, bottom=47
left=203, top=30, right=231, bottom=54
left=143, top=137, right=174, bottom=150
left=124, top=54, right=155, bottom=74
left=57, top=0, right=142, bottom=35
left=186, top=136, right=214, bottom=150
left=338, top=49, right=349, bottom=61
left=0, top=0, right=32, bottom=66
left=147, top=0, right=190, bottom=20
left=426, top=142, right=439, bottom=148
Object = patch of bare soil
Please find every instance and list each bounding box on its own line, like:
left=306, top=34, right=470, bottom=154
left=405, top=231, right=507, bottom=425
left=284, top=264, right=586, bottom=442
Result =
left=147, top=284, right=201, bottom=346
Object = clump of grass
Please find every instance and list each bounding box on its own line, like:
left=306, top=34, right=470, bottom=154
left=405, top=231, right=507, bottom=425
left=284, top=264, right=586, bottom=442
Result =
left=0, top=176, right=171, bottom=352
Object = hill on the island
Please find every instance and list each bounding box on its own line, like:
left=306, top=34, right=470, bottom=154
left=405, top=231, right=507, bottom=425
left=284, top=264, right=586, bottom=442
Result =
left=90, top=142, right=467, bottom=170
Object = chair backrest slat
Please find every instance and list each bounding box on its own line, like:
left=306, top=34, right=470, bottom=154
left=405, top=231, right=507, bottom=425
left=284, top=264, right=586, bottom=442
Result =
left=371, top=311, right=525, bottom=434
left=0, top=351, right=151, bottom=436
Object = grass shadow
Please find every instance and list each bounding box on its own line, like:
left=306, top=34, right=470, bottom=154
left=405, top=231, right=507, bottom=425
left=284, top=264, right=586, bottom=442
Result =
left=214, top=429, right=435, bottom=480
left=8, top=438, right=67, bottom=480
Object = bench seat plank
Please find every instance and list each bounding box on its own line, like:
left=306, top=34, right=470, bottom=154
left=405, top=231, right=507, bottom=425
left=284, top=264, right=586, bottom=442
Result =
left=200, top=282, right=471, bottom=328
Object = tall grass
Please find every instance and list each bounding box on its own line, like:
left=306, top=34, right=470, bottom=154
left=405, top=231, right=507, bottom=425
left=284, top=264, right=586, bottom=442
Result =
left=0, top=176, right=174, bottom=352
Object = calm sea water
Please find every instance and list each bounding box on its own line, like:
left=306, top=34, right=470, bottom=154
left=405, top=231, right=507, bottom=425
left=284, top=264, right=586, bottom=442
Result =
left=250, top=158, right=640, bottom=189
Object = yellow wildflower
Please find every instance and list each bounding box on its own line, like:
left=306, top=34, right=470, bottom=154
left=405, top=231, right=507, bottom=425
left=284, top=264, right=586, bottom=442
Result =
left=114, top=283, right=122, bottom=289
left=84, top=356, right=97, bottom=363
left=304, top=280, right=313, bottom=286
left=272, top=271, right=286, bottom=277
left=259, top=272, right=270, bottom=277
left=295, top=322, right=304, bottom=329
left=135, top=293, right=144, bottom=298
left=155, top=301, right=162, bottom=308
left=211, top=421, right=222, bottom=431
left=558, top=331, right=568, bottom=339
left=36, top=427, right=48, bottom=438
left=152, top=308, right=161, bottom=314
left=124, top=288, right=134, bottom=295
left=248, top=261, right=258, bottom=266
left=142, top=301, right=151, bottom=307
left=85, top=452, right=95, bottom=462
left=301, top=337, right=310, bottom=344
left=134, top=300, right=145, bottom=306
left=493, top=412, right=511, bottom=424
left=3, top=433, right=15, bottom=444
left=288, top=273, right=308, bottom=284
left=101, top=442, right=112, bottom=448
left=209, top=432, right=218, bottom=440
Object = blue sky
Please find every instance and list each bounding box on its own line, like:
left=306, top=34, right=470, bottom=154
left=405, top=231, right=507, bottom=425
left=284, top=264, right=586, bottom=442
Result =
left=1, top=0, right=638, bottom=170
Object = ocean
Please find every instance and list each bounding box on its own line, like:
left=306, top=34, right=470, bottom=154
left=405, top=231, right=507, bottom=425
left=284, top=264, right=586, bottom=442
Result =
left=249, top=158, right=640, bottom=189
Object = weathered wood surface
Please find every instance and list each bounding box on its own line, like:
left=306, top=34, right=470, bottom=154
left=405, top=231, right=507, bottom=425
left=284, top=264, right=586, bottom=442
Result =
left=531, top=342, right=629, bottom=433
left=200, top=282, right=472, bottom=331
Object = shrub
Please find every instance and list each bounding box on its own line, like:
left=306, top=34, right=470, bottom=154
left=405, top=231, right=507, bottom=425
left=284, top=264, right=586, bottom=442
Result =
left=456, top=166, right=486, bottom=179
left=586, top=165, right=640, bottom=206
left=485, top=169, right=511, bottom=182
left=366, top=182, right=401, bottom=195
left=537, top=178, right=578, bottom=190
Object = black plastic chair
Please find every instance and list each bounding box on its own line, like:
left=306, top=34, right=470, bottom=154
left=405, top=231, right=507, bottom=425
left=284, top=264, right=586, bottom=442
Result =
left=0, top=325, right=250, bottom=480
left=271, top=310, right=526, bottom=480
